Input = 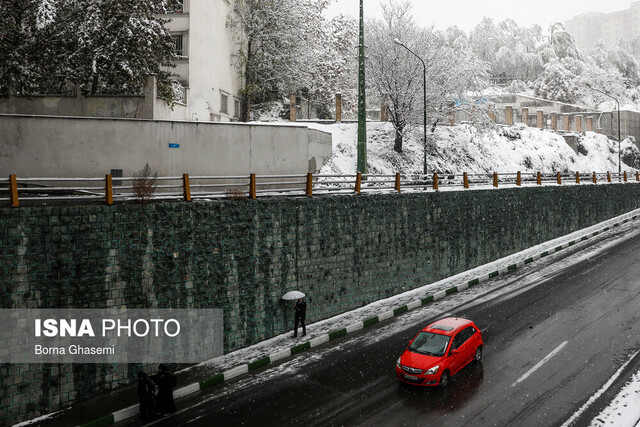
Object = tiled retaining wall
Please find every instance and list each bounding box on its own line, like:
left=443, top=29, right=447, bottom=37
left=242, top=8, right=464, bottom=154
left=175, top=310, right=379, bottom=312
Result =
left=1, top=184, right=639, bottom=424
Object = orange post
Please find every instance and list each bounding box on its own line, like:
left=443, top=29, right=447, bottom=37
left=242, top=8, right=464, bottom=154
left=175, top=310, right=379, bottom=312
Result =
left=593, top=172, right=597, bottom=184
left=9, top=174, right=19, bottom=208
left=516, top=171, right=521, bottom=186
left=576, top=172, right=580, bottom=184
left=105, top=174, right=113, bottom=205
left=537, top=172, right=542, bottom=186
left=395, top=173, right=401, bottom=193
left=183, top=173, right=191, bottom=202
left=463, top=172, right=469, bottom=189
left=624, top=171, right=628, bottom=182
left=306, top=173, right=313, bottom=197
left=493, top=172, right=498, bottom=188
left=637, top=171, right=639, bottom=182
left=355, top=173, right=362, bottom=194
left=557, top=172, right=562, bottom=185
left=607, top=172, right=611, bottom=183
left=249, top=173, right=256, bottom=199
left=433, top=173, right=439, bottom=191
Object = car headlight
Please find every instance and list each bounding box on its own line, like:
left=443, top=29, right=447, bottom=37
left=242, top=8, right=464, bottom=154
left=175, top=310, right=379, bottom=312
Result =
left=425, top=365, right=439, bottom=375
left=396, top=357, right=401, bottom=368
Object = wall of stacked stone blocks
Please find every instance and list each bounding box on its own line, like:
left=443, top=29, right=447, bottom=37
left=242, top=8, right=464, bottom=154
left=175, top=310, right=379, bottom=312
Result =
left=1, top=184, right=639, bottom=424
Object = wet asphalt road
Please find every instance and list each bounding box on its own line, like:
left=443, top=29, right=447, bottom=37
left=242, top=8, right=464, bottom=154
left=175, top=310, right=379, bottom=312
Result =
left=148, top=231, right=640, bottom=427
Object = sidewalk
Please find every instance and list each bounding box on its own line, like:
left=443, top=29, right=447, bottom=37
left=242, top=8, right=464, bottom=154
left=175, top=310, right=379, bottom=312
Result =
left=16, top=209, right=640, bottom=427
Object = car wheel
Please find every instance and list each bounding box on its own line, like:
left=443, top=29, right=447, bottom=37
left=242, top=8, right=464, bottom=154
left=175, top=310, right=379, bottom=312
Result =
left=439, top=370, right=450, bottom=388
left=474, top=346, right=483, bottom=362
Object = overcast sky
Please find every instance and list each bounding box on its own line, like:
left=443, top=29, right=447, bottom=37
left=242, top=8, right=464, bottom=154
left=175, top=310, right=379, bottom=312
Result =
left=324, top=0, right=636, bottom=33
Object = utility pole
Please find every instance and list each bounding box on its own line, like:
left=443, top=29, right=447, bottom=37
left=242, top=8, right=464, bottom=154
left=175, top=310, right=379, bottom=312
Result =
left=357, top=0, right=368, bottom=174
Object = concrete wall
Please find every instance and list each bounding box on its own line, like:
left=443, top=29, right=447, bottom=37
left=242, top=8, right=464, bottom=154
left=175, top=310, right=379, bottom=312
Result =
left=1, top=184, right=640, bottom=424
left=0, top=75, right=189, bottom=121
left=0, top=115, right=332, bottom=178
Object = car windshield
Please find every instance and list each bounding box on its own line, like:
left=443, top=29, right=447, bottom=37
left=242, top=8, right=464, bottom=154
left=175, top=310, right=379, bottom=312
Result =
left=408, top=332, right=450, bottom=357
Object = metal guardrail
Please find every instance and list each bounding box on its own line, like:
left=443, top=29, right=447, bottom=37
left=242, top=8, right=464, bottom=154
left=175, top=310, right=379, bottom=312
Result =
left=1, top=171, right=638, bottom=207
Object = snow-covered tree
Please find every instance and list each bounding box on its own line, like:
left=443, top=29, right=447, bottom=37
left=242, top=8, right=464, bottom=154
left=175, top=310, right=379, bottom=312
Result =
left=304, top=14, right=358, bottom=114
left=69, top=0, right=177, bottom=98
left=227, top=0, right=334, bottom=121
left=367, top=0, right=488, bottom=153
left=533, top=59, right=581, bottom=104
left=1, top=0, right=48, bottom=94
left=0, top=0, right=178, bottom=101
left=366, top=0, right=425, bottom=152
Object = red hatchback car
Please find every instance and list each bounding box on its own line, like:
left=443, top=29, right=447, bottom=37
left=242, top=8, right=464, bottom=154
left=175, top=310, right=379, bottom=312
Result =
left=396, top=317, right=483, bottom=387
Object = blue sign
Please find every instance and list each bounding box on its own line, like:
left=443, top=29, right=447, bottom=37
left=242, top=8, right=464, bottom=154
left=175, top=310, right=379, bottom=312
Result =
left=169, top=143, right=180, bottom=148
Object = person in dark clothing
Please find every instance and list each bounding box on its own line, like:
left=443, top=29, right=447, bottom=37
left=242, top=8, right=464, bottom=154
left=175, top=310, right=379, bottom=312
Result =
left=137, top=371, right=157, bottom=422
left=151, top=364, right=177, bottom=415
left=293, top=298, right=307, bottom=337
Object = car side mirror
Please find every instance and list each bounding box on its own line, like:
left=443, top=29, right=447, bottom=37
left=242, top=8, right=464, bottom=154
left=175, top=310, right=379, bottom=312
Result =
left=449, top=349, right=459, bottom=356
left=409, top=339, right=414, bottom=345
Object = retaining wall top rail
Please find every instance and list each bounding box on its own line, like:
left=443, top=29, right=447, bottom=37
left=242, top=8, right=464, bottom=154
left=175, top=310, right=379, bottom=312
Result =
left=2, top=171, right=639, bottom=207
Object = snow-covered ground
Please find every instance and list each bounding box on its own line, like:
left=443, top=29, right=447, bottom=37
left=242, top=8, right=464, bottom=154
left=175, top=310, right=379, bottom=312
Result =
left=312, top=122, right=638, bottom=176
left=588, top=369, right=640, bottom=427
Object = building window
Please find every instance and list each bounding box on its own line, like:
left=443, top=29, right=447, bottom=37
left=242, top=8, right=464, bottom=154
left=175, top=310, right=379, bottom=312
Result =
left=166, top=0, right=183, bottom=13
left=173, top=35, right=184, bottom=57
left=220, top=92, right=229, bottom=115
left=234, top=98, right=241, bottom=118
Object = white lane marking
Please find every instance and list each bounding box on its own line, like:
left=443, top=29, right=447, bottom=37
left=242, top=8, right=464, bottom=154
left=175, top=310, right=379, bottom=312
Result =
left=561, top=349, right=640, bottom=427
left=512, top=341, right=568, bottom=387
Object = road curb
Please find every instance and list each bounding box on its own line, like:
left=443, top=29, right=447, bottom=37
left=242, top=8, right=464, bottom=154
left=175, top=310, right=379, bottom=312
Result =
left=76, top=212, right=639, bottom=427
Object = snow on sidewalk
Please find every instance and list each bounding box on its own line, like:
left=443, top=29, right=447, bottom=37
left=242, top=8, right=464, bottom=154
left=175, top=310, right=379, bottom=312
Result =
left=589, top=369, right=640, bottom=427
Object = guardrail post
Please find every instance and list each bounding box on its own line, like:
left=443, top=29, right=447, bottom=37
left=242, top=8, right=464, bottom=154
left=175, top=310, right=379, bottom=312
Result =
left=395, top=173, right=401, bottom=193
left=493, top=172, right=498, bottom=188
left=9, top=174, right=19, bottom=208
left=537, top=172, right=542, bottom=186
left=306, top=173, right=313, bottom=197
left=607, top=172, right=611, bottom=183
left=516, top=171, right=521, bottom=186
left=183, top=173, right=191, bottom=202
left=592, top=172, right=597, bottom=184
left=557, top=172, right=562, bottom=185
left=636, top=171, right=639, bottom=182
left=623, top=171, right=628, bottom=182
left=463, top=172, right=469, bottom=189
left=433, top=173, right=439, bottom=191
left=105, top=174, right=114, bottom=205
left=249, top=173, right=256, bottom=199
left=355, top=173, right=362, bottom=194
left=576, top=172, right=580, bottom=184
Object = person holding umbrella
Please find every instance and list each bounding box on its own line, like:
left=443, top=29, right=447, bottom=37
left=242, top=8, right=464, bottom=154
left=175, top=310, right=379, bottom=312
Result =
left=282, top=290, right=306, bottom=338
left=293, top=297, right=307, bottom=337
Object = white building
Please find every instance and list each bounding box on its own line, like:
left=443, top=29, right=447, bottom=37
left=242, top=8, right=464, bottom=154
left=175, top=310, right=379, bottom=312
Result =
left=159, top=0, right=244, bottom=122
left=564, top=2, right=640, bottom=49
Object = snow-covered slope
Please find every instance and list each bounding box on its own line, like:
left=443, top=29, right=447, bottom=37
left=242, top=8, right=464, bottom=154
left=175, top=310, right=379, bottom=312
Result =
left=314, top=122, right=639, bottom=175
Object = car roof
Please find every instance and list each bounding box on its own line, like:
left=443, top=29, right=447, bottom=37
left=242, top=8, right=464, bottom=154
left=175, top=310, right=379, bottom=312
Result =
left=422, top=317, right=474, bottom=336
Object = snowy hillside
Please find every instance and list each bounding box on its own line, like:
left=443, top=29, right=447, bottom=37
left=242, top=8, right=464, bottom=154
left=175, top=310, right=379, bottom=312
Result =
left=314, top=122, right=640, bottom=176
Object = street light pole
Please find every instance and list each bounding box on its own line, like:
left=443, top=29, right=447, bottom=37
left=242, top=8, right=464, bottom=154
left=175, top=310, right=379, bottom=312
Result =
left=587, top=85, right=621, bottom=180
left=356, top=0, right=367, bottom=174
left=393, top=38, right=428, bottom=176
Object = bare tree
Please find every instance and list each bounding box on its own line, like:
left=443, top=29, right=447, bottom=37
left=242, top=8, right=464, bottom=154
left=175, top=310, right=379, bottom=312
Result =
left=132, top=163, right=157, bottom=203
left=367, top=0, right=489, bottom=153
